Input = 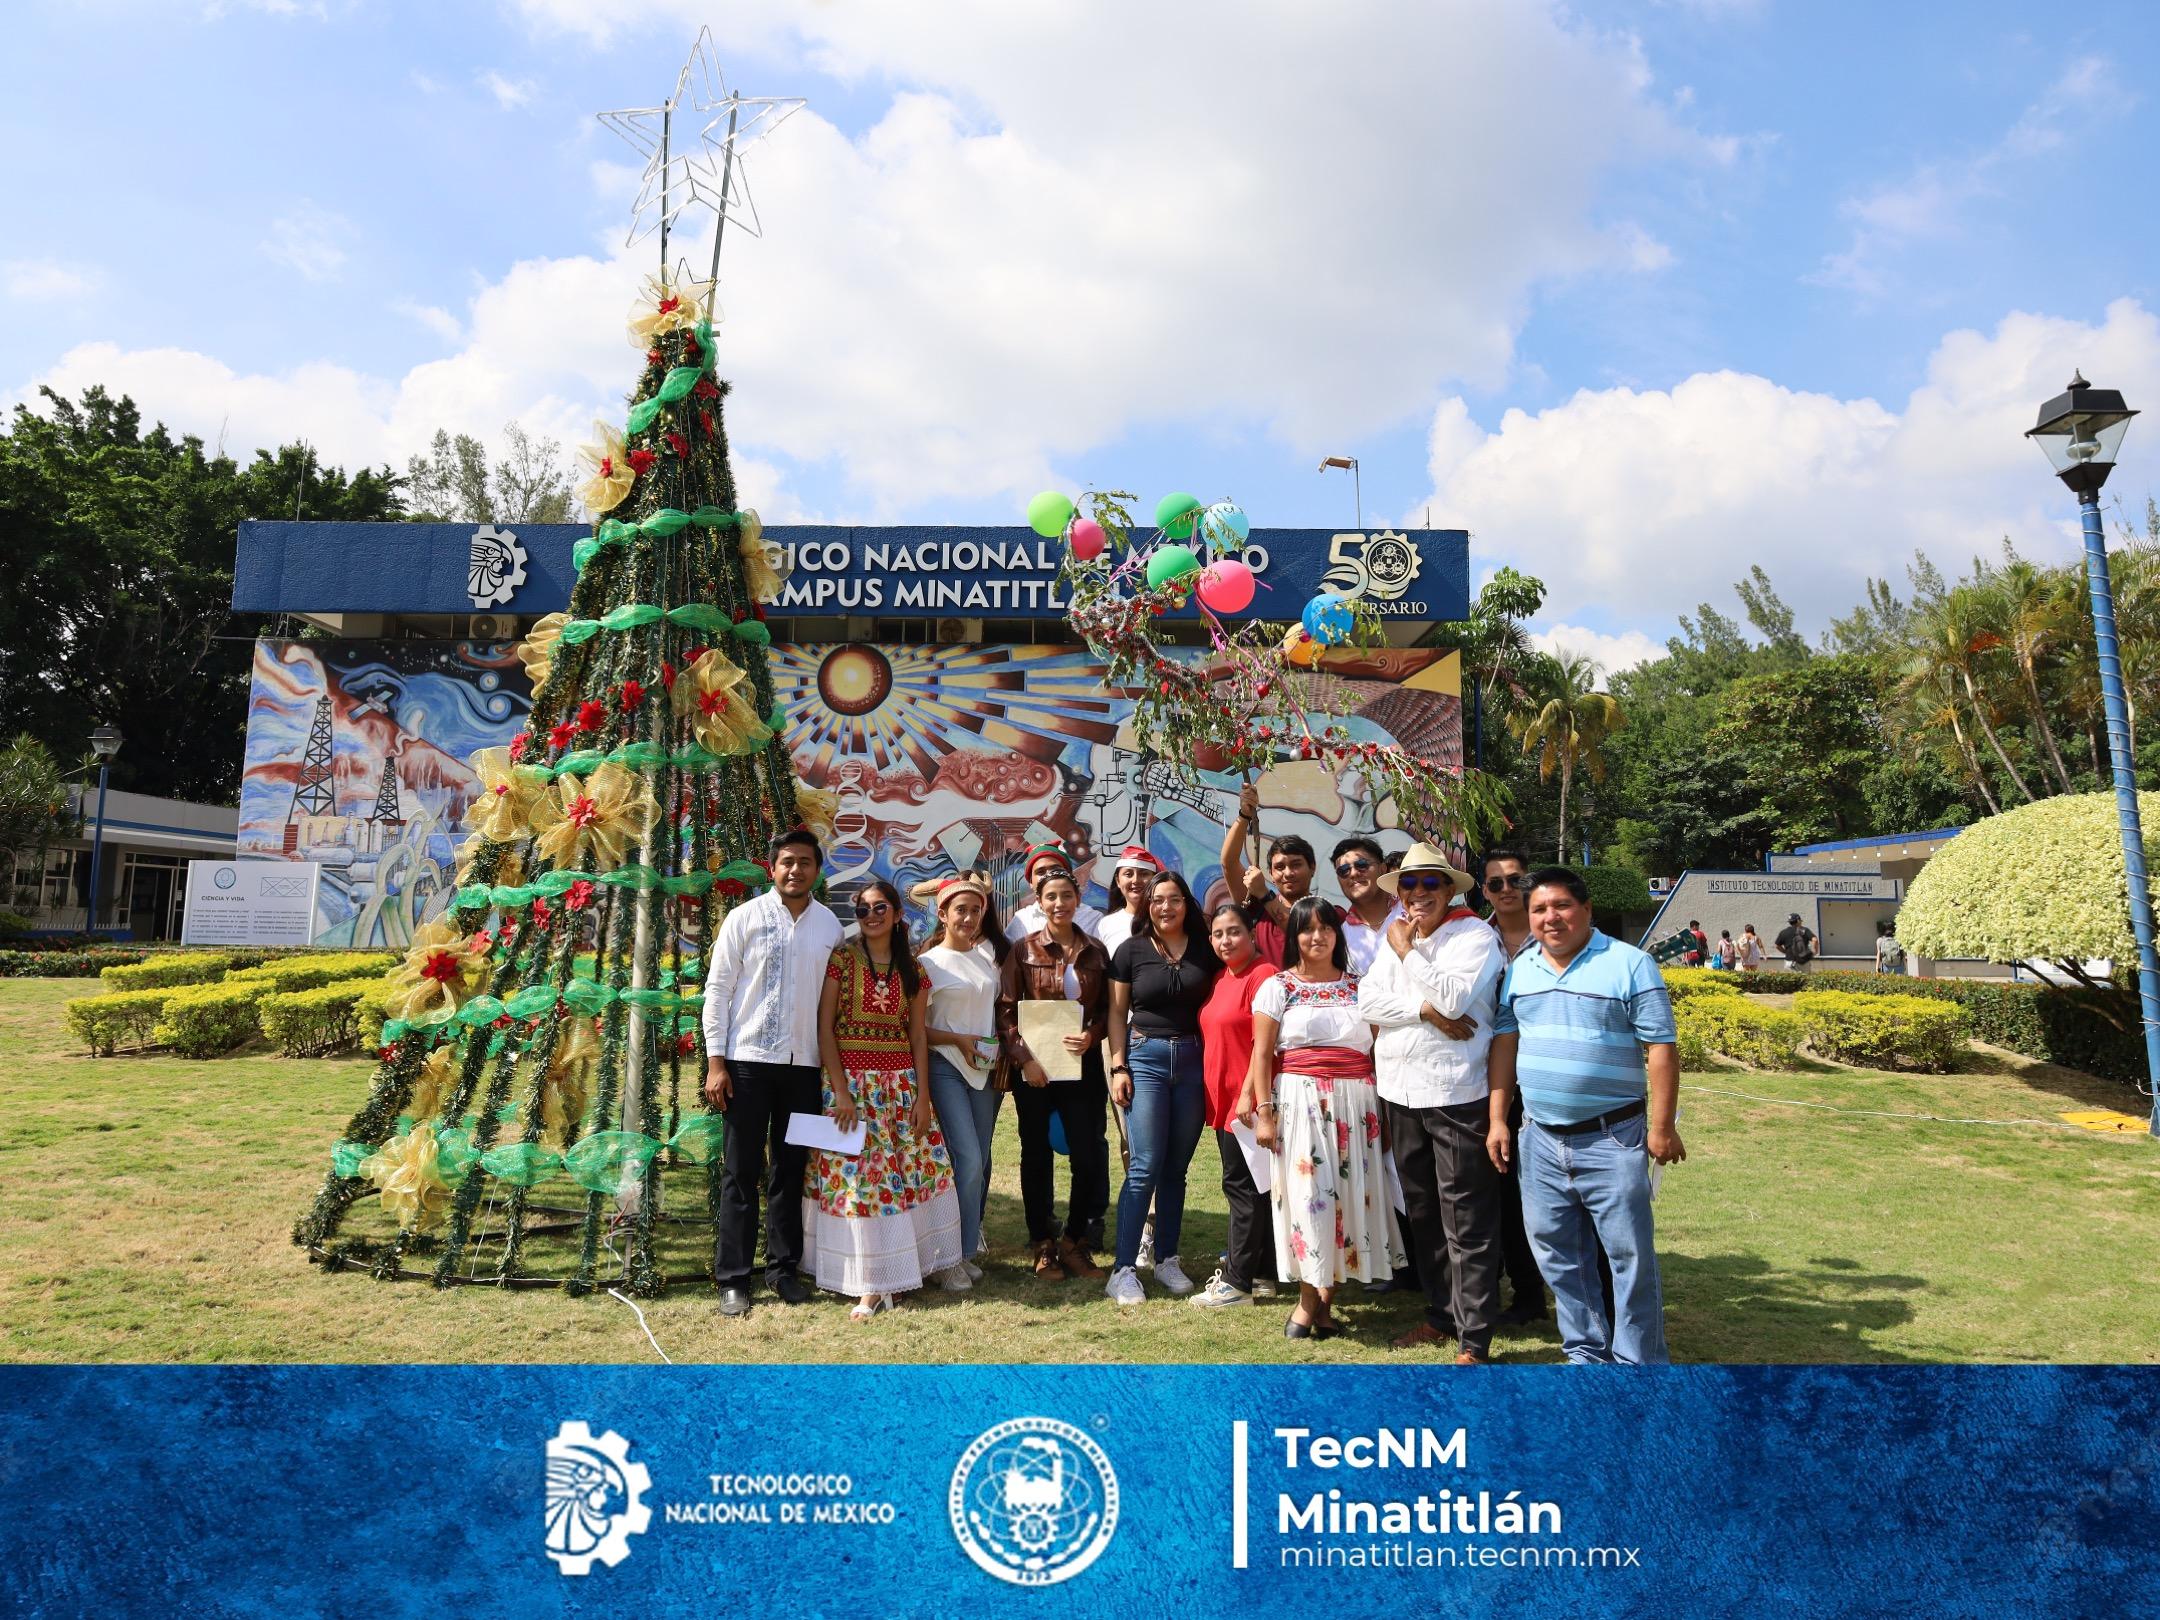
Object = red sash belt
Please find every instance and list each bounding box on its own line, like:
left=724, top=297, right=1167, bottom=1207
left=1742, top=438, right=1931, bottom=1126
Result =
left=1277, top=1045, right=1375, bottom=1083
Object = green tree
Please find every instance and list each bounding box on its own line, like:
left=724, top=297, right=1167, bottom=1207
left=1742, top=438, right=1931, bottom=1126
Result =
left=403, top=422, right=576, bottom=523
left=1510, top=652, right=1624, bottom=862
left=0, top=386, right=400, bottom=803
left=0, top=732, right=73, bottom=904
left=1708, top=656, right=1881, bottom=853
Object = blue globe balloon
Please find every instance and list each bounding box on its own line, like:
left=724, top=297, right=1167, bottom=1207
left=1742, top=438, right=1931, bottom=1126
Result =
left=1200, top=501, right=1250, bottom=552
left=1302, top=592, right=1356, bottom=645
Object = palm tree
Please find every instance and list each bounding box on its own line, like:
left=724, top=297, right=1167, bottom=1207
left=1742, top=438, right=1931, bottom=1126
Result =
left=1984, top=558, right=2076, bottom=793
left=1914, top=588, right=2037, bottom=804
left=1509, top=652, right=1624, bottom=861
left=1888, top=659, right=2000, bottom=814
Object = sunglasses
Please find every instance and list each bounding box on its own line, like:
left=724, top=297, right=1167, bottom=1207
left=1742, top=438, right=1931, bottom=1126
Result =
left=1335, top=857, right=1375, bottom=875
left=1397, top=873, right=1451, bottom=893
left=853, top=900, right=894, bottom=919
left=1484, top=874, right=1533, bottom=892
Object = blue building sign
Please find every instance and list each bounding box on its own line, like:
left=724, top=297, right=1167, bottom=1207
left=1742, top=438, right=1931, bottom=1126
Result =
left=233, top=521, right=1469, bottom=622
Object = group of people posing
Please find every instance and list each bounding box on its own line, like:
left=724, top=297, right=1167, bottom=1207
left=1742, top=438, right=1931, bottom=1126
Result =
left=700, top=804, right=1685, bottom=1363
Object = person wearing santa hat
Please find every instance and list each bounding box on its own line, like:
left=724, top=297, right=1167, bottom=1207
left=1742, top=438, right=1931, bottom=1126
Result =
left=1096, top=845, right=1165, bottom=958
left=1004, top=841, right=1106, bottom=944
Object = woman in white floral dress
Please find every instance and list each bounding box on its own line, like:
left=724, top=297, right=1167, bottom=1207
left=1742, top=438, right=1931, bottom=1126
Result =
left=1250, top=896, right=1397, bottom=1340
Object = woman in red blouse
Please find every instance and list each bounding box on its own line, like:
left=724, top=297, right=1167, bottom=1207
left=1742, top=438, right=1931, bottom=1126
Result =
left=1189, top=903, right=1278, bottom=1309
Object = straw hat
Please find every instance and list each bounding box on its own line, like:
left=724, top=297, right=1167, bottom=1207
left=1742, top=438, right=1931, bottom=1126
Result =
left=910, top=871, right=993, bottom=910
left=1376, top=841, right=1475, bottom=899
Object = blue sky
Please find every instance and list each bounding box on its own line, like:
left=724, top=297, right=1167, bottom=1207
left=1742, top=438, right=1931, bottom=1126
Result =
left=8, top=0, right=2159, bottom=668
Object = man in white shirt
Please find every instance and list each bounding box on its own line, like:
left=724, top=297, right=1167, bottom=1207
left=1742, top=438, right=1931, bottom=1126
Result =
left=1004, top=840, right=1106, bottom=943
left=1332, top=835, right=1405, bottom=975
left=702, top=829, right=844, bottom=1317
left=1357, top=843, right=1506, bottom=1363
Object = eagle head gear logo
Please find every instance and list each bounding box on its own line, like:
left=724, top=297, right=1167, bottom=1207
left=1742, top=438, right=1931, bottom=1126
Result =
left=468, top=523, right=529, bottom=609
left=949, top=1416, right=1120, bottom=1587
left=1318, top=529, right=1423, bottom=602
left=545, top=1421, right=652, bottom=1575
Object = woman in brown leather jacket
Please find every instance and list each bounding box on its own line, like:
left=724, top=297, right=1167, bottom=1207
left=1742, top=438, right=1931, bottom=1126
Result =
left=995, top=866, right=1111, bottom=1280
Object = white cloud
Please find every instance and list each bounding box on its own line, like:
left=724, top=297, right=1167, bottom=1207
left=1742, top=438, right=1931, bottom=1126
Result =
left=1530, top=624, right=1667, bottom=680
left=1416, top=298, right=2160, bottom=636
left=3, top=259, right=99, bottom=300
left=480, top=71, right=536, bottom=110
left=391, top=299, right=463, bottom=343
left=261, top=203, right=352, bottom=282
left=1814, top=56, right=2126, bottom=296
left=19, top=3, right=1728, bottom=520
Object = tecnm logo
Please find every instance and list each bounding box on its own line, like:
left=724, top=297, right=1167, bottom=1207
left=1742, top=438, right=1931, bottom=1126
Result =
left=545, top=1421, right=653, bottom=1575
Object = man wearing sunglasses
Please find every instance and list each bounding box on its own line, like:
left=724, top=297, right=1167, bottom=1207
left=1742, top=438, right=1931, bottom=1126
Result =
left=1358, top=843, right=1507, bottom=1362
left=1331, top=835, right=1404, bottom=975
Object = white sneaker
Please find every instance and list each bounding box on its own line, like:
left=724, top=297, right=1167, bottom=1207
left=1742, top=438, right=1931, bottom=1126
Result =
left=1190, top=1269, right=1251, bottom=1308
left=1154, top=1256, right=1195, bottom=1296
left=1134, top=1224, right=1157, bottom=1271
left=963, top=1260, right=983, bottom=1282
left=935, top=1265, right=973, bottom=1292
left=1105, top=1267, right=1146, bottom=1305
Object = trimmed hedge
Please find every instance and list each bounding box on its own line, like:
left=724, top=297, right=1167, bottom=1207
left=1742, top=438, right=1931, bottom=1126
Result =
left=152, top=982, right=268, bottom=1059
left=1794, top=990, right=1968, bottom=1073
left=1730, top=968, right=2145, bottom=1086
left=1676, top=992, right=1805, bottom=1069
left=99, top=954, right=232, bottom=993
left=1662, top=967, right=1744, bottom=1000
left=64, top=989, right=176, bottom=1056
left=260, top=977, right=387, bottom=1057
left=227, top=952, right=395, bottom=994
left=1, top=948, right=153, bottom=978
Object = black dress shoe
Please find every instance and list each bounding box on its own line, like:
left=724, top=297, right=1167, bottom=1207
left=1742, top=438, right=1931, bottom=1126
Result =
left=1285, top=1312, right=1324, bottom=1340
left=717, top=1286, right=752, bottom=1317
left=769, top=1271, right=812, bottom=1306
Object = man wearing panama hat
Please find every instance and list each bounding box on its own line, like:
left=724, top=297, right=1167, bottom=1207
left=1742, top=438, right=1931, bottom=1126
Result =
left=1358, top=841, right=1508, bottom=1363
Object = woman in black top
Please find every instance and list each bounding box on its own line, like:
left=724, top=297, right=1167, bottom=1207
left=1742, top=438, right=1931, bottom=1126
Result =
left=1102, top=871, right=1220, bottom=1302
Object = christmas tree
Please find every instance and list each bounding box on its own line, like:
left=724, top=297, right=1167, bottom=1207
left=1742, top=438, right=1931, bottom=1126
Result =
left=293, top=36, right=812, bottom=1298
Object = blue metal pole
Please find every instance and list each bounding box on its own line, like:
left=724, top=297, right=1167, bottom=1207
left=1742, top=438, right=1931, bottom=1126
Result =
left=2078, top=492, right=2160, bottom=1135
left=85, top=763, right=110, bottom=938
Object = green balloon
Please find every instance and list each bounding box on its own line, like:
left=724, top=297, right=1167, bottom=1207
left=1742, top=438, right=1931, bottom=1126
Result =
left=1154, top=491, right=1202, bottom=538
left=1027, top=490, right=1076, bottom=539
left=1145, top=543, right=1202, bottom=589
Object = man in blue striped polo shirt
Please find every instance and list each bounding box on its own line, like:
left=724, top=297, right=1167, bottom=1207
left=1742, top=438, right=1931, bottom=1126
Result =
left=1485, top=868, right=1685, bottom=1364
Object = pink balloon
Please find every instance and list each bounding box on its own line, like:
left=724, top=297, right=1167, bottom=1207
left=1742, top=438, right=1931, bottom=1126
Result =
left=1068, top=517, right=1106, bottom=561
left=1197, top=558, right=1255, bottom=614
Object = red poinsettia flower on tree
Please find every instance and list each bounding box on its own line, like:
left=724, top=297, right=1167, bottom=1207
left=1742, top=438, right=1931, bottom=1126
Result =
left=507, top=731, right=530, bottom=761
left=565, top=879, right=597, bottom=912
left=576, top=699, right=607, bottom=732
left=693, top=376, right=719, bottom=400
left=716, top=877, right=746, bottom=900
left=626, top=447, right=657, bottom=476
left=531, top=896, right=552, bottom=927
left=660, top=659, right=677, bottom=692
left=619, top=678, right=645, bottom=710
left=665, top=430, right=689, bottom=458
left=675, top=1031, right=699, bottom=1057
left=547, top=720, right=577, bottom=753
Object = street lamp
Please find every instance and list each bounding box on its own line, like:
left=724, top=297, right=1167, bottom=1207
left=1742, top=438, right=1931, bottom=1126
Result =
left=1318, top=455, right=1362, bottom=530
left=2027, top=373, right=2158, bottom=1137
left=85, top=726, right=122, bottom=938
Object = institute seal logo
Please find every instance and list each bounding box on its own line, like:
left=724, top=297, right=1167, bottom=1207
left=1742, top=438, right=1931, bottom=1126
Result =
left=1319, top=529, right=1423, bottom=601
left=468, top=522, right=529, bottom=609
left=545, top=1420, right=652, bottom=1575
left=949, top=1416, right=1119, bottom=1587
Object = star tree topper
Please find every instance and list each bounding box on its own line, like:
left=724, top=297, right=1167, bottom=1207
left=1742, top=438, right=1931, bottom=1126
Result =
left=597, top=25, right=806, bottom=296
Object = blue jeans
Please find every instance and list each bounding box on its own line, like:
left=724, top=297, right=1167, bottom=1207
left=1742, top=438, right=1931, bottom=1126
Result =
left=927, top=1054, right=999, bottom=1261
left=1115, top=1035, right=1207, bottom=1271
left=1519, top=1111, right=1668, bottom=1365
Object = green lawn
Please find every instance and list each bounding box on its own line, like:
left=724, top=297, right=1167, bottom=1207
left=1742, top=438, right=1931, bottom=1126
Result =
left=2, top=977, right=2155, bottom=1364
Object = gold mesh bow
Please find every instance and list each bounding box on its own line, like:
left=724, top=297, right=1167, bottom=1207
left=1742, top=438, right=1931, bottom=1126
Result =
left=384, top=920, right=489, bottom=1028
left=359, top=1122, right=455, bottom=1233
left=530, top=763, right=660, bottom=873
left=408, top=1045, right=456, bottom=1123
left=539, top=1017, right=601, bottom=1150
left=672, top=649, right=770, bottom=757
left=795, top=783, right=840, bottom=844
left=628, top=272, right=714, bottom=345
left=576, top=421, right=635, bottom=516
left=516, top=613, right=569, bottom=695
left=738, top=511, right=788, bottom=604
left=463, top=747, right=549, bottom=843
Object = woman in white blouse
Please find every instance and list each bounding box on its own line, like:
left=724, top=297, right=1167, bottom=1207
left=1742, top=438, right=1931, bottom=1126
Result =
left=914, top=872, right=1007, bottom=1290
left=1250, top=895, right=1398, bottom=1340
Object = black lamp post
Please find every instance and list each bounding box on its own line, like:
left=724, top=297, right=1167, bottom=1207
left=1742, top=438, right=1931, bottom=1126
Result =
left=2026, top=374, right=2158, bottom=1136
left=84, top=726, right=123, bottom=937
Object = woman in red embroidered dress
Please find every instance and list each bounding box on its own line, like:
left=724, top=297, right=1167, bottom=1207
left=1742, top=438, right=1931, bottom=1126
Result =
left=804, top=878, right=964, bottom=1317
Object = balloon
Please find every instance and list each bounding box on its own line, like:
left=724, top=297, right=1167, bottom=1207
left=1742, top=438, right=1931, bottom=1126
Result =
left=1068, top=516, right=1106, bottom=561
left=1196, top=559, right=1255, bottom=614
left=1302, top=592, right=1356, bottom=645
left=1153, top=491, right=1202, bottom=539
left=1145, top=543, right=1202, bottom=590
left=1027, top=490, right=1075, bottom=539
left=1282, top=626, right=1325, bottom=669
left=1200, top=501, right=1250, bottom=552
